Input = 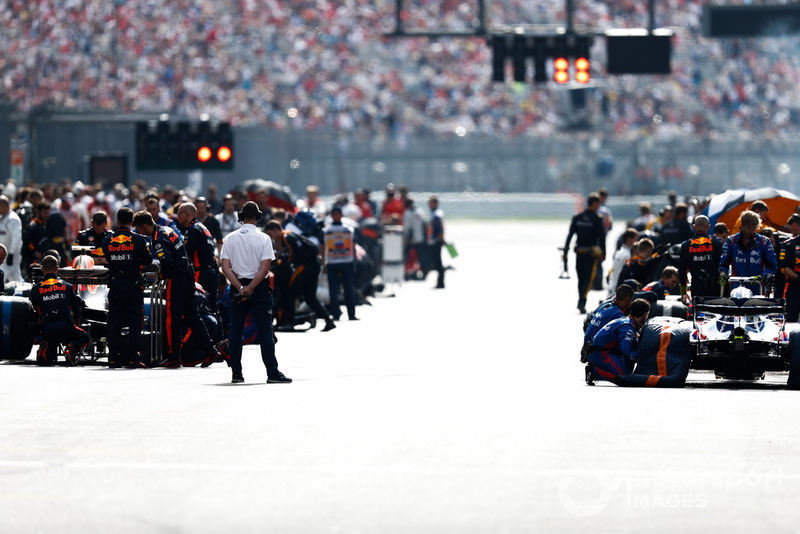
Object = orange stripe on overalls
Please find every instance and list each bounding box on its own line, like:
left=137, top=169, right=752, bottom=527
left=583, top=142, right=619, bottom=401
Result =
left=657, top=325, right=671, bottom=376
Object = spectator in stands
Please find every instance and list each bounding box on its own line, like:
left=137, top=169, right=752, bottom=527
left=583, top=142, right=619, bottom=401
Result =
left=300, top=186, right=327, bottom=218
left=380, top=184, right=405, bottom=226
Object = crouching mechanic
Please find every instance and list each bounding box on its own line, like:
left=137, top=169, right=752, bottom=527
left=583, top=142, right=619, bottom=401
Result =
left=264, top=220, right=336, bottom=332
left=582, top=283, right=635, bottom=362
left=585, top=298, right=650, bottom=385
left=30, top=254, right=90, bottom=366
left=133, top=211, right=223, bottom=368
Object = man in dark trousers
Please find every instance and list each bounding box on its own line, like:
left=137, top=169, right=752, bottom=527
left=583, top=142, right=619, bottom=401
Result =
left=428, top=195, right=446, bottom=289
left=779, top=214, right=800, bottom=321
left=30, top=254, right=90, bottom=366
left=678, top=214, right=724, bottom=304
left=177, top=202, right=220, bottom=321
left=322, top=206, right=358, bottom=321
left=133, top=211, right=223, bottom=368
left=264, top=220, right=336, bottom=332
left=220, top=201, right=291, bottom=384
left=100, top=207, right=153, bottom=368
left=564, top=193, right=606, bottom=313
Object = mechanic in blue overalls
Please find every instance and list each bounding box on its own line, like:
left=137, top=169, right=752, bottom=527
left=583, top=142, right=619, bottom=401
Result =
left=581, top=283, right=635, bottom=362
left=718, top=210, right=777, bottom=296
left=586, top=298, right=650, bottom=385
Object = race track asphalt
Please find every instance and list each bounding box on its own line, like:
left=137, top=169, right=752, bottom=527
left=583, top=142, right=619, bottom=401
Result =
left=2, top=220, right=800, bottom=534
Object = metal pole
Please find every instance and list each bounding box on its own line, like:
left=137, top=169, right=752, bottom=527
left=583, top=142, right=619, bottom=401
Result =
left=395, top=0, right=403, bottom=34
left=566, top=0, right=574, bottom=33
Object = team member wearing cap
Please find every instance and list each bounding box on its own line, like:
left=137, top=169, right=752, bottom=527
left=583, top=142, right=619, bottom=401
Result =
left=100, top=207, right=153, bottom=368
left=75, top=211, right=113, bottom=264
left=220, top=201, right=291, bottom=384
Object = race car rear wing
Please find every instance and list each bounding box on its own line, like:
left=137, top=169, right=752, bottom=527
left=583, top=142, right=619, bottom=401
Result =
left=693, top=296, right=785, bottom=317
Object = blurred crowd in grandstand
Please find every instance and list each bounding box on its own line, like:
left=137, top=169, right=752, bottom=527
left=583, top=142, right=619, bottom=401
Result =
left=3, top=0, right=800, bottom=140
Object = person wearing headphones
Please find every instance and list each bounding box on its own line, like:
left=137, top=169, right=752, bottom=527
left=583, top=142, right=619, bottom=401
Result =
left=219, top=201, right=291, bottom=384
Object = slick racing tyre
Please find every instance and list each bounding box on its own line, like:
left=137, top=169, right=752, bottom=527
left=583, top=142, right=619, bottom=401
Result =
left=0, top=296, right=36, bottom=360
left=786, top=329, right=800, bottom=390
left=648, top=300, right=689, bottom=320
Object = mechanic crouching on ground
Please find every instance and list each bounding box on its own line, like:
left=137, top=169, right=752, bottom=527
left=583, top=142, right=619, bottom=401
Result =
left=585, top=298, right=650, bottom=385
left=264, top=220, right=336, bottom=332
left=101, top=207, right=153, bottom=368
left=30, top=254, right=90, bottom=366
left=581, top=283, right=635, bottom=363
left=718, top=210, right=778, bottom=296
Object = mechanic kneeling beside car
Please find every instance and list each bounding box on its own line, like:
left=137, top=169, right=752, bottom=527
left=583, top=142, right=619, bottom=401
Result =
left=30, top=254, right=90, bottom=366
left=586, top=298, right=650, bottom=385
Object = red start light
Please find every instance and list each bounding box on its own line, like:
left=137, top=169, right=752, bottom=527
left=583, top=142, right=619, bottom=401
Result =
left=197, top=146, right=212, bottom=162
left=553, top=57, right=569, bottom=84
left=574, top=57, right=591, bottom=84
left=575, top=70, right=591, bottom=83
left=217, top=146, right=232, bottom=162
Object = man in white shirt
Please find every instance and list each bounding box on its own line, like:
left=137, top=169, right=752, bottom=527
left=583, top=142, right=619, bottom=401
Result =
left=219, top=201, right=291, bottom=384
left=608, top=228, right=639, bottom=296
left=215, top=194, right=241, bottom=238
left=0, top=195, right=23, bottom=282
